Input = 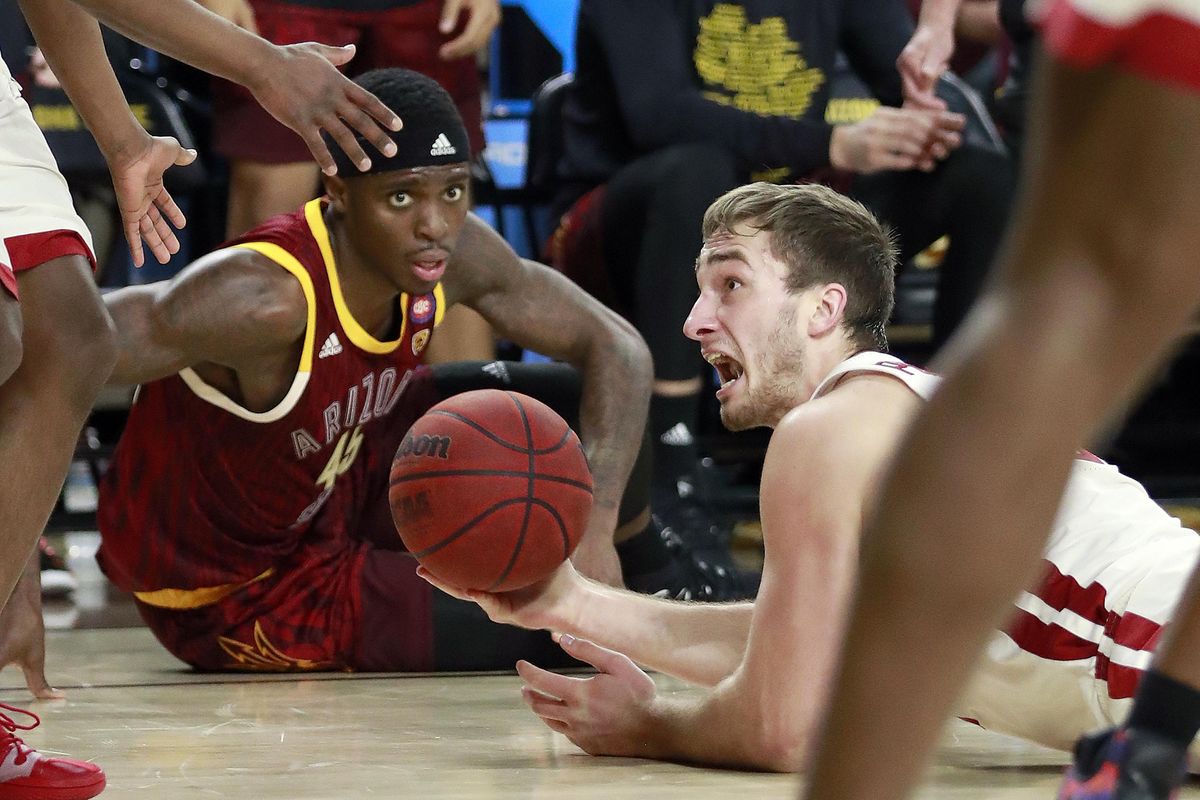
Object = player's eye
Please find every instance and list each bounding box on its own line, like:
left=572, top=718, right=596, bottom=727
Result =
left=724, top=278, right=742, bottom=292
left=388, top=192, right=412, bottom=208
left=444, top=185, right=465, bottom=202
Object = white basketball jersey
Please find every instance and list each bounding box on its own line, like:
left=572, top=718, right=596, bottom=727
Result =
left=814, top=352, right=1200, bottom=752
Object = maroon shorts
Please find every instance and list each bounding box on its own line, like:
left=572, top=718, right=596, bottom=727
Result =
left=0, top=230, right=95, bottom=299
left=212, top=0, right=485, bottom=164
left=136, top=537, right=436, bottom=673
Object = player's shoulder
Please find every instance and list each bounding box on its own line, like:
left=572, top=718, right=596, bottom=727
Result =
left=772, top=372, right=918, bottom=473
left=442, top=213, right=522, bottom=301
left=172, top=246, right=308, bottom=341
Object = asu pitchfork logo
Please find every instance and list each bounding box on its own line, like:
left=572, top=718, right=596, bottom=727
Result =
left=217, top=621, right=334, bottom=671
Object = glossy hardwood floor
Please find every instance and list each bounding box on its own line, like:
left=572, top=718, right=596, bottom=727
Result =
left=11, top=532, right=1198, bottom=799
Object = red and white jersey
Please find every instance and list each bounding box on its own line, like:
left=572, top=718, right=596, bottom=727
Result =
left=813, top=352, right=1200, bottom=752
left=1031, top=0, right=1200, bottom=93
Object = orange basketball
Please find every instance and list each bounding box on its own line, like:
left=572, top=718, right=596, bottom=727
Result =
left=389, top=389, right=593, bottom=591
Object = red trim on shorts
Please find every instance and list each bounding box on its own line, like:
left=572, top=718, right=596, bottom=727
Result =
left=1031, top=562, right=1110, bottom=625
left=1002, top=561, right=1166, bottom=702
left=4, top=229, right=96, bottom=273
left=1040, top=0, right=1200, bottom=93
left=1006, top=608, right=1101, bottom=661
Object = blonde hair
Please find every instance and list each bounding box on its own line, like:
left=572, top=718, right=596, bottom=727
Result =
left=703, top=183, right=897, bottom=350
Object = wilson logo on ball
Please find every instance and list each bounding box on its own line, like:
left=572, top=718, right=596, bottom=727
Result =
left=396, top=433, right=452, bottom=459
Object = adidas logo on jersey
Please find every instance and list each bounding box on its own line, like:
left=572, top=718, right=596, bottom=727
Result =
left=429, top=133, right=457, bottom=157
left=318, top=332, right=343, bottom=359
left=659, top=422, right=695, bottom=447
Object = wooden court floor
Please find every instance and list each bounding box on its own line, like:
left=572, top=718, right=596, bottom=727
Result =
left=13, top=534, right=1200, bottom=799
left=8, top=630, right=1200, bottom=799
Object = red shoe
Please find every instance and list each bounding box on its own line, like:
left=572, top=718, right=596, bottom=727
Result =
left=0, top=704, right=105, bottom=799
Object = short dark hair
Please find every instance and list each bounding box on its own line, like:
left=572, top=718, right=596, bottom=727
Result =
left=327, top=67, right=471, bottom=175
left=702, top=183, right=897, bottom=351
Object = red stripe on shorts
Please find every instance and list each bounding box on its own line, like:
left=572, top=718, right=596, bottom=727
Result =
left=1040, top=0, right=1200, bottom=93
left=1095, top=654, right=1144, bottom=700
left=1032, top=561, right=1110, bottom=625
left=4, top=229, right=95, bottom=274
left=1006, top=608, right=1100, bottom=661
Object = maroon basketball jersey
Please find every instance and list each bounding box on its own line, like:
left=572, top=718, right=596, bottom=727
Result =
left=97, top=199, right=444, bottom=607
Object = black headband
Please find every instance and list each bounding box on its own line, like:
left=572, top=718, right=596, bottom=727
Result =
left=329, top=116, right=471, bottom=176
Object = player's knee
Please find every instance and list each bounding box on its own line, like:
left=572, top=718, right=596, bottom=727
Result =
left=41, top=291, right=117, bottom=405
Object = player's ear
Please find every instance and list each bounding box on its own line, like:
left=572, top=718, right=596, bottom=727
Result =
left=322, top=173, right=349, bottom=213
left=809, top=282, right=848, bottom=337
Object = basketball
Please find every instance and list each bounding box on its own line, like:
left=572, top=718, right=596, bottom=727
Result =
left=388, top=389, right=594, bottom=592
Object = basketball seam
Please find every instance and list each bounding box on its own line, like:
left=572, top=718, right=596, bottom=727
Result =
left=409, top=496, right=538, bottom=559
left=387, top=469, right=593, bottom=494
left=425, top=409, right=574, bottom=455
left=482, top=391, right=538, bottom=592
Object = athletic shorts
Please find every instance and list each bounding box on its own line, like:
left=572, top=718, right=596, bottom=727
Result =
left=212, top=0, right=485, bottom=164
left=959, top=533, right=1200, bottom=754
left=0, top=59, right=95, bottom=299
left=1035, top=0, right=1200, bottom=92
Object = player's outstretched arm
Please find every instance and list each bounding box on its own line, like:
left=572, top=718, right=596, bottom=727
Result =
left=444, top=215, right=654, bottom=586
left=64, top=0, right=402, bottom=174
left=515, top=392, right=892, bottom=771
left=104, top=248, right=306, bottom=386
left=421, top=561, right=754, bottom=686
left=18, top=0, right=197, bottom=267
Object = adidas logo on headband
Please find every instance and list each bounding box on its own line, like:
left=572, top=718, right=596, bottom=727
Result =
left=429, top=133, right=457, bottom=157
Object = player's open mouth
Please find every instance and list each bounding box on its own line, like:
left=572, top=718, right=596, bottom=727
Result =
left=411, top=259, right=447, bottom=283
left=705, top=351, right=745, bottom=396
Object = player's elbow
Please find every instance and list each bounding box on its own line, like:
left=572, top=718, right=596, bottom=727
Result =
left=594, top=310, right=652, bottom=387
left=752, top=721, right=809, bottom=773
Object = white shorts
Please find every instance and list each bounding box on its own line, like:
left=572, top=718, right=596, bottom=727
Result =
left=1032, top=0, right=1200, bottom=92
left=956, top=461, right=1200, bottom=754
left=0, top=55, right=95, bottom=298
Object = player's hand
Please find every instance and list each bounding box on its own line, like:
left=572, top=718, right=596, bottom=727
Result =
left=417, top=561, right=583, bottom=632
left=196, top=0, right=259, bottom=34
left=104, top=132, right=198, bottom=268
left=248, top=43, right=402, bottom=176
left=898, top=23, right=954, bottom=111
left=517, top=635, right=660, bottom=759
left=438, top=0, right=501, bottom=60
left=0, top=559, right=63, bottom=700
left=828, top=106, right=964, bottom=174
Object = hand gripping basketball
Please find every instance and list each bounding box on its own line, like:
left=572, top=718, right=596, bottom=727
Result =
left=389, top=390, right=593, bottom=592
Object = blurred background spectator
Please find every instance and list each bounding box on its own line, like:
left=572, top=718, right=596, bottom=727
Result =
left=549, top=0, right=1015, bottom=506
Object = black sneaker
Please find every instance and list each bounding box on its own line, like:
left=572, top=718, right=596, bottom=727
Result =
left=1058, top=727, right=1189, bottom=800
left=626, top=502, right=759, bottom=601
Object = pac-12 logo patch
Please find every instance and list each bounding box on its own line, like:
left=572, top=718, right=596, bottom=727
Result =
left=412, top=328, right=431, bottom=356
left=411, top=294, right=435, bottom=324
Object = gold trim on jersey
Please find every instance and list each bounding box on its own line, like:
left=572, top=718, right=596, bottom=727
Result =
left=134, top=568, right=275, bottom=610
left=177, top=242, right=316, bottom=424
left=304, top=199, right=407, bottom=354
left=432, top=283, right=446, bottom=327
